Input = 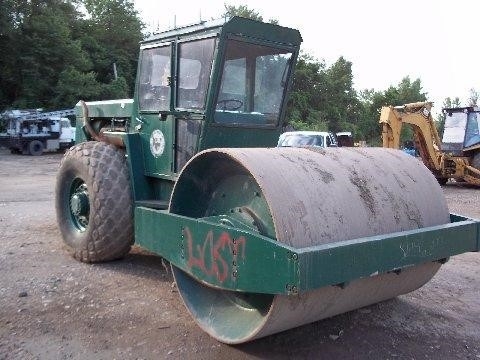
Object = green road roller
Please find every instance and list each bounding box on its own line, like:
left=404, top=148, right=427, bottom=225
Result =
left=55, top=17, right=480, bottom=344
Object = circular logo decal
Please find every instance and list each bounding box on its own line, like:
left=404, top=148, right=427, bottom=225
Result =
left=150, top=129, right=165, bottom=158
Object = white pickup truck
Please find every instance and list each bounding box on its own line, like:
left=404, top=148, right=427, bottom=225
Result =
left=277, top=131, right=338, bottom=148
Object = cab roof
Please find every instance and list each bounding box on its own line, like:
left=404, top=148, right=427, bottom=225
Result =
left=142, top=16, right=302, bottom=47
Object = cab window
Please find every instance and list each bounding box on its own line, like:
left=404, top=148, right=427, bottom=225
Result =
left=138, top=46, right=171, bottom=112
left=215, top=39, right=293, bottom=126
left=177, top=38, right=216, bottom=110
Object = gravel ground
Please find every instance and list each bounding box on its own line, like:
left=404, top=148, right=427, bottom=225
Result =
left=0, top=149, right=479, bottom=359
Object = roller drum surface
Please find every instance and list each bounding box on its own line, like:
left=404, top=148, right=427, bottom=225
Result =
left=170, top=147, right=450, bottom=343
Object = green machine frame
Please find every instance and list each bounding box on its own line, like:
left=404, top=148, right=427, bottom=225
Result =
left=74, top=17, right=480, bottom=296
left=136, top=210, right=479, bottom=295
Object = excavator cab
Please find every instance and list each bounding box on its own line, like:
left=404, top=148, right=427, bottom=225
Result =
left=442, top=107, right=480, bottom=154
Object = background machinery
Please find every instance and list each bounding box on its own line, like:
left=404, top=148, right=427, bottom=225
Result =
left=380, top=102, right=480, bottom=185
left=55, top=18, right=479, bottom=344
left=0, top=108, right=75, bottom=155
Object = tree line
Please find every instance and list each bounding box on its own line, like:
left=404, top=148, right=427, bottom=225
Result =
left=0, top=1, right=474, bottom=144
left=0, top=0, right=142, bottom=111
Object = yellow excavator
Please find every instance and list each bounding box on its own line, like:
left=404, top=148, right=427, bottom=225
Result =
left=379, top=101, right=480, bottom=185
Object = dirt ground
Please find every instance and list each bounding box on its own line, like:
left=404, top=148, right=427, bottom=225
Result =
left=0, top=148, right=479, bottom=360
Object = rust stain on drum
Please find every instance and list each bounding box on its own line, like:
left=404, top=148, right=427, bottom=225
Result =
left=349, top=168, right=376, bottom=216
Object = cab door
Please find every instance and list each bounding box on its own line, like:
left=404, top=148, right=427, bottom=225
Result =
left=136, top=43, right=175, bottom=178
left=174, top=37, right=216, bottom=171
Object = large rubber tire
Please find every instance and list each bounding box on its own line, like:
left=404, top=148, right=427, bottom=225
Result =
left=29, top=140, right=44, bottom=156
left=55, top=141, right=133, bottom=262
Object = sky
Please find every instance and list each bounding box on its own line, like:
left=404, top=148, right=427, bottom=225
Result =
left=133, top=0, right=479, bottom=113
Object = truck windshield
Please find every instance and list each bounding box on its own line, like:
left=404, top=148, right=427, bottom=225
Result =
left=215, top=39, right=293, bottom=126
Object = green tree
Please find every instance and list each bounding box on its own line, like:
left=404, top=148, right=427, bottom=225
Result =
left=383, top=77, right=427, bottom=105
left=81, top=0, right=144, bottom=96
left=356, top=77, right=427, bottom=145
left=0, top=0, right=144, bottom=110
left=223, top=4, right=263, bottom=21
left=356, top=89, right=383, bottom=143
left=0, top=0, right=24, bottom=108
left=286, top=55, right=360, bottom=135
left=53, top=67, right=103, bottom=107
left=322, top=56, right=360, bottom=133
left=223, top=3, right=278, bottom=24
left=286, top=53, right=328, bottom=130
left=468, top=88, right=478, bottom=106
left=15, top=0, right=90, bottom=108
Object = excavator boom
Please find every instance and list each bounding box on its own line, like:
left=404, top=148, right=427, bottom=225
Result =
left=380, top=102, right=442, bottom=170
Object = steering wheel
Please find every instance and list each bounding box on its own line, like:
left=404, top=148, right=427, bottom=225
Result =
left=216, top=99, right=244, bottom=111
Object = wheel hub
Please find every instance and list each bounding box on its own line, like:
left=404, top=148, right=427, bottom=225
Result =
left=69, top=182, right=89, bottom=231
left=70, top=192, right=89, bottom=216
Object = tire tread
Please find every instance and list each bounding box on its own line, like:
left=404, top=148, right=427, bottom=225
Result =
left=56, top=141, right=133, bottom=263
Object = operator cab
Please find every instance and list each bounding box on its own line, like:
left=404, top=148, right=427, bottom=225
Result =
left=138, top=34, right=293, bottom=126
left=134, top=17, right=302, bottom=176
left=442, top=107, right=480, bottom=155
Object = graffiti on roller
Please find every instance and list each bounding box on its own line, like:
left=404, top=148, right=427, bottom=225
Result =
left=183, top=228, right=246, bottom=283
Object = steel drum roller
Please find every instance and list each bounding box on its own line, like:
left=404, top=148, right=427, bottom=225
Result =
left=170, top=147, right=450, bottom=344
